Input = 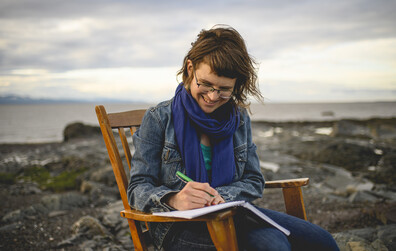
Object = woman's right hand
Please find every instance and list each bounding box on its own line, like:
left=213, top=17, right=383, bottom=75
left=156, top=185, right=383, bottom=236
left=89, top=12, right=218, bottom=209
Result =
left=165, top=181, right=223, bottom=210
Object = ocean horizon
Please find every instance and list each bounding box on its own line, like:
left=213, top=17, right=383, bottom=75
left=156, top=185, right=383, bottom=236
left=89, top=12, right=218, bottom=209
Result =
left=1, top=101, right=395, bottom=144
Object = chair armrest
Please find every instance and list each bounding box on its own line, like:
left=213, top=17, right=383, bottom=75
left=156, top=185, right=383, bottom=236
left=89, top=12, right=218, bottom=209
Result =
left=120, top=208, right=237, bottom=222
left=265, top=178, right=309, bottom=188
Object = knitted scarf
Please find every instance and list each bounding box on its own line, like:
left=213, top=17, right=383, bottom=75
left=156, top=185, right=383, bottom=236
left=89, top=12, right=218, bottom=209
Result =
left=172, top=84, right=240, bottom=187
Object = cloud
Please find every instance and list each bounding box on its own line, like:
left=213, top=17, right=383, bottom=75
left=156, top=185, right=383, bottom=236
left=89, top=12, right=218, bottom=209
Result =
left=1, top=0, right=395, bottom=71
left=0, top=0, right=395, bottom=102
left=0, top=66, right=180, bottom=102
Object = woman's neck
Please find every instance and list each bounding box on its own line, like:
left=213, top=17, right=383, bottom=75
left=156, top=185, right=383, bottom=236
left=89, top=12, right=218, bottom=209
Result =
left=200, top=133, right=211, bottom=147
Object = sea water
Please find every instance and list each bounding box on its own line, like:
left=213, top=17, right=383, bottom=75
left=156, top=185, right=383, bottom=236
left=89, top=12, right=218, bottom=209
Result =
left=0, top=102, right=395, bottom=143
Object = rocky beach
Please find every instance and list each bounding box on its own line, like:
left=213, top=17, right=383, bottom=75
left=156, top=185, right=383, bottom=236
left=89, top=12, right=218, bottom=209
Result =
left=1, top=118, right=395, bottom=251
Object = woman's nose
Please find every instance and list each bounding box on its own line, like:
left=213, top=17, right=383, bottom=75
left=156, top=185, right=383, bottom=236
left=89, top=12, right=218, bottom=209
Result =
left=207, top=90, right=220, bottom=100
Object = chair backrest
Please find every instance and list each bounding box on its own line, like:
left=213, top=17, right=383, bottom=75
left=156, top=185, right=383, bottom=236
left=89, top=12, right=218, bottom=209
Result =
left=95, top=105, right=146, bottom=210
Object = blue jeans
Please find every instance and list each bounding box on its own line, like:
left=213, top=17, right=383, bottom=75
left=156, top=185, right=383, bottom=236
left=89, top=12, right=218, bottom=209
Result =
left=162, top=207, right=339, bottom=251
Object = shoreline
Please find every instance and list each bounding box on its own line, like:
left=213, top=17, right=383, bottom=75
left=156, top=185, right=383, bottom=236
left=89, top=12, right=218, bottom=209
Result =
left=1, top=116, right=395, bottom=146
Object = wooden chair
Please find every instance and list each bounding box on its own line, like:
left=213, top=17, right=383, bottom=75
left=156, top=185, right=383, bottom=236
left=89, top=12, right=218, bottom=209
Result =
left=95, top=105, right=309, bottom=251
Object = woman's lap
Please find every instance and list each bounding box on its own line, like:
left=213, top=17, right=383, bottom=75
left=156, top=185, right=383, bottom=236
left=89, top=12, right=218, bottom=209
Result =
left=240, top=208, right=339, bottom=251
left=162, top=207, right=339, bottom=251
left=162, top=222, right=216, bottom=251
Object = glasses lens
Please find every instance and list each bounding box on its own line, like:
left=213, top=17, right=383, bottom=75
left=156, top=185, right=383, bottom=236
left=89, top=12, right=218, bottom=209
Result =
left=220, top=91, right=232, bottom=99
left=198, top=83, right=232, bottom=99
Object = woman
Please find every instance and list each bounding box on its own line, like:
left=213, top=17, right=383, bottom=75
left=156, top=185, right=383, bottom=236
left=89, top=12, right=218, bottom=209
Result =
left=127, top=25, right=339, bottom=251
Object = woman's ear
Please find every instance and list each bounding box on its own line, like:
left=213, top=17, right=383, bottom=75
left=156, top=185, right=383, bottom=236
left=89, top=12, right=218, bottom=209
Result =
left=187, top=59, right=193, bottom=77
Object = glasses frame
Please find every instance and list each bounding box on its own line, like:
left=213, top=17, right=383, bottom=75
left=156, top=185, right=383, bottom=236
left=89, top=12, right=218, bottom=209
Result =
left=193, top=70, right=233, bottom=99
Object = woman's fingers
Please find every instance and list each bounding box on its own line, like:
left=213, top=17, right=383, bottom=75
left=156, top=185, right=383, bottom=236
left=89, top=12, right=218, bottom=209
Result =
left=167, top=181, right=222, bottom=210
left=189, top=181, right=218, bottom=197
left=211, top=194, right=225, bottom=205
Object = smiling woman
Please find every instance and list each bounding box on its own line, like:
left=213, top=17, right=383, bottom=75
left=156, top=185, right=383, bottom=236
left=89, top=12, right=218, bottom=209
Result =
left=126, top=25, right=340, bottom=251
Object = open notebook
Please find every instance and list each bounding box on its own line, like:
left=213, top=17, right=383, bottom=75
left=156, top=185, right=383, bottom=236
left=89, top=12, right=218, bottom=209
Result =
left=153, top=200, right=290, bottom=236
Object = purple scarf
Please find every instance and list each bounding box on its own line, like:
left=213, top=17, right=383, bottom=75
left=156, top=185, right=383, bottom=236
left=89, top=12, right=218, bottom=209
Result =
left=172, top=84, right=240, bottom=187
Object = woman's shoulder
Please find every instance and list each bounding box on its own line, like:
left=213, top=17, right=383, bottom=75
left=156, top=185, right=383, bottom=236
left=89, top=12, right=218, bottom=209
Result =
left=147, top=99, right=173, bottom=115
left=149, top=99, right=172, bottom=110
left=238, top=107, right=251, bottom=125
left=143, top=99, right=173, bottom=127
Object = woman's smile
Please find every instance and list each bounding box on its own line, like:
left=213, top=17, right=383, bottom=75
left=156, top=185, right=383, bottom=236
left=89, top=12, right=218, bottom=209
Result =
left=188, top=61, right=236, bottom=114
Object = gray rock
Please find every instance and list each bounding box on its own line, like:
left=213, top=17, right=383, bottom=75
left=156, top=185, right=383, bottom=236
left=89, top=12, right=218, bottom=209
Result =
left=48, top=210, right=67, bottom=218
left=333, top=232, right=368, bottom=251
left=9, top=183, right=42, bottom=195
left=41, top=192, right=88, bottom=211
left=346, top=240, right=387, bottom=251
left=2, top=192, right=89, bottom=223
left=371, top=239, right=389, bottom=251
left=72, top=216, right=111, bottom=238
left=101, top=201, right=128, bottom=232
left=89, top=166, right=117, bottom=186
left=1, top=209, right=22, bottom=223
left=349, top=191, right=379, bottom=203
left=63, top=122, right=101, bottom=142
left=369, top=151, right=396, bottom=186
left=0, top=222, right=22, bottom=233
left=80, top=180, right=119, bottom=206
left=334, top=224, right=396, bottom=251
left=1, top=202, right=49, bottom=223
left=332, top=120, right=372, bottom=138
left=58, top=217, right=128, bottom=251
left=377, top=224, right=396, bottom=250
left=369, top=119, right=396, bottom=139
left=315, top=141, right=381, bottom=171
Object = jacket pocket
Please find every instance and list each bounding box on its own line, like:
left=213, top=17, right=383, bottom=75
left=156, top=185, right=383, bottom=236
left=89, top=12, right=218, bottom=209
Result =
left=161, top=145, right=183, bottom=188
left=234, top=144, right=247, bottom=180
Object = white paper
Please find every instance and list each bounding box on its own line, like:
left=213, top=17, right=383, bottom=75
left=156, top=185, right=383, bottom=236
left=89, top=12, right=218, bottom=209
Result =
left=153, top=201, right=245, bottom=219
left=153, top=200, right=290, bottom=236
left=242, top=203, right=290, bottom=236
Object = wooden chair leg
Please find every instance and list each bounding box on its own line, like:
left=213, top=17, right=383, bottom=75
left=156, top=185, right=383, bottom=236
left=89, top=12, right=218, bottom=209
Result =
left=206, top=216, right=239, bottom=251
left=127, top=219, right=148, bottom=251
left=282, top=187, right=307, bottom=220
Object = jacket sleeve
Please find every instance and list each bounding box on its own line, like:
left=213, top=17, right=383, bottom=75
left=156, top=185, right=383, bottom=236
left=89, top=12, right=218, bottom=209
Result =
left=216, top=112, right=265, bottom=203
left=127, top=108, right=176, bottom=213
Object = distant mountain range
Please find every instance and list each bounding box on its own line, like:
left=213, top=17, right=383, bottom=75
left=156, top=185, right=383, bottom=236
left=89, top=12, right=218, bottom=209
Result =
left=0, top=95, right=139, bottom=104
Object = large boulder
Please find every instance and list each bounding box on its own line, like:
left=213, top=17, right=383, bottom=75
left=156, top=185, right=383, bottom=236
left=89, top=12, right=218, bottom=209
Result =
left=63, top=122, right=101, bottom=141
left=290, top=140, right=381, bottom=172
left=314, top=141, right=381, bottom=171
left=331, top=120, right=372, bottom=138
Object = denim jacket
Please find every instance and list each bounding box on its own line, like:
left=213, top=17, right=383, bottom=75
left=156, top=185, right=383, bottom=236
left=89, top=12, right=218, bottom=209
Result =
left=127, top=99, right=265, bottom=249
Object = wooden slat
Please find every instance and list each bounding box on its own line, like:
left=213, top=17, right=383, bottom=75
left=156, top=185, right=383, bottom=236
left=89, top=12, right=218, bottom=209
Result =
left=108, top=109, right=146, bottom=128
left=265, top=178, right=309, bottom=188
left=118, top=127, right=132, bottom=170
left=130, top=126, right=137, bottom=136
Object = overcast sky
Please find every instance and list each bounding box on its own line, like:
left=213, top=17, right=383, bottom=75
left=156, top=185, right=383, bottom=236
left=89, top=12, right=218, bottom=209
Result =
left=0, top=0, right=395, bottom=103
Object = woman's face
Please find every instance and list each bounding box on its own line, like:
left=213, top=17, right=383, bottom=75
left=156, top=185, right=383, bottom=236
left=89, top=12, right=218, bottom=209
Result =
left=187, top=60, right=236, bottom=114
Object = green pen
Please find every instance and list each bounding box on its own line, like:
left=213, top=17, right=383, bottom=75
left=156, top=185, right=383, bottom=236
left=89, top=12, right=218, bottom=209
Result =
left=176, top=171, right=214, bottom=197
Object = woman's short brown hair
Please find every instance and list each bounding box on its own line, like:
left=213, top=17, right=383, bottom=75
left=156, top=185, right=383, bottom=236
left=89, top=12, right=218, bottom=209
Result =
left=177, top=25, right=263, bottom=108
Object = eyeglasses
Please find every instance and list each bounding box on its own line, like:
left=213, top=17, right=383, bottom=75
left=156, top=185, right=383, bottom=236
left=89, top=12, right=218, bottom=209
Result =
left=193, top=70, right=233, bottom=99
